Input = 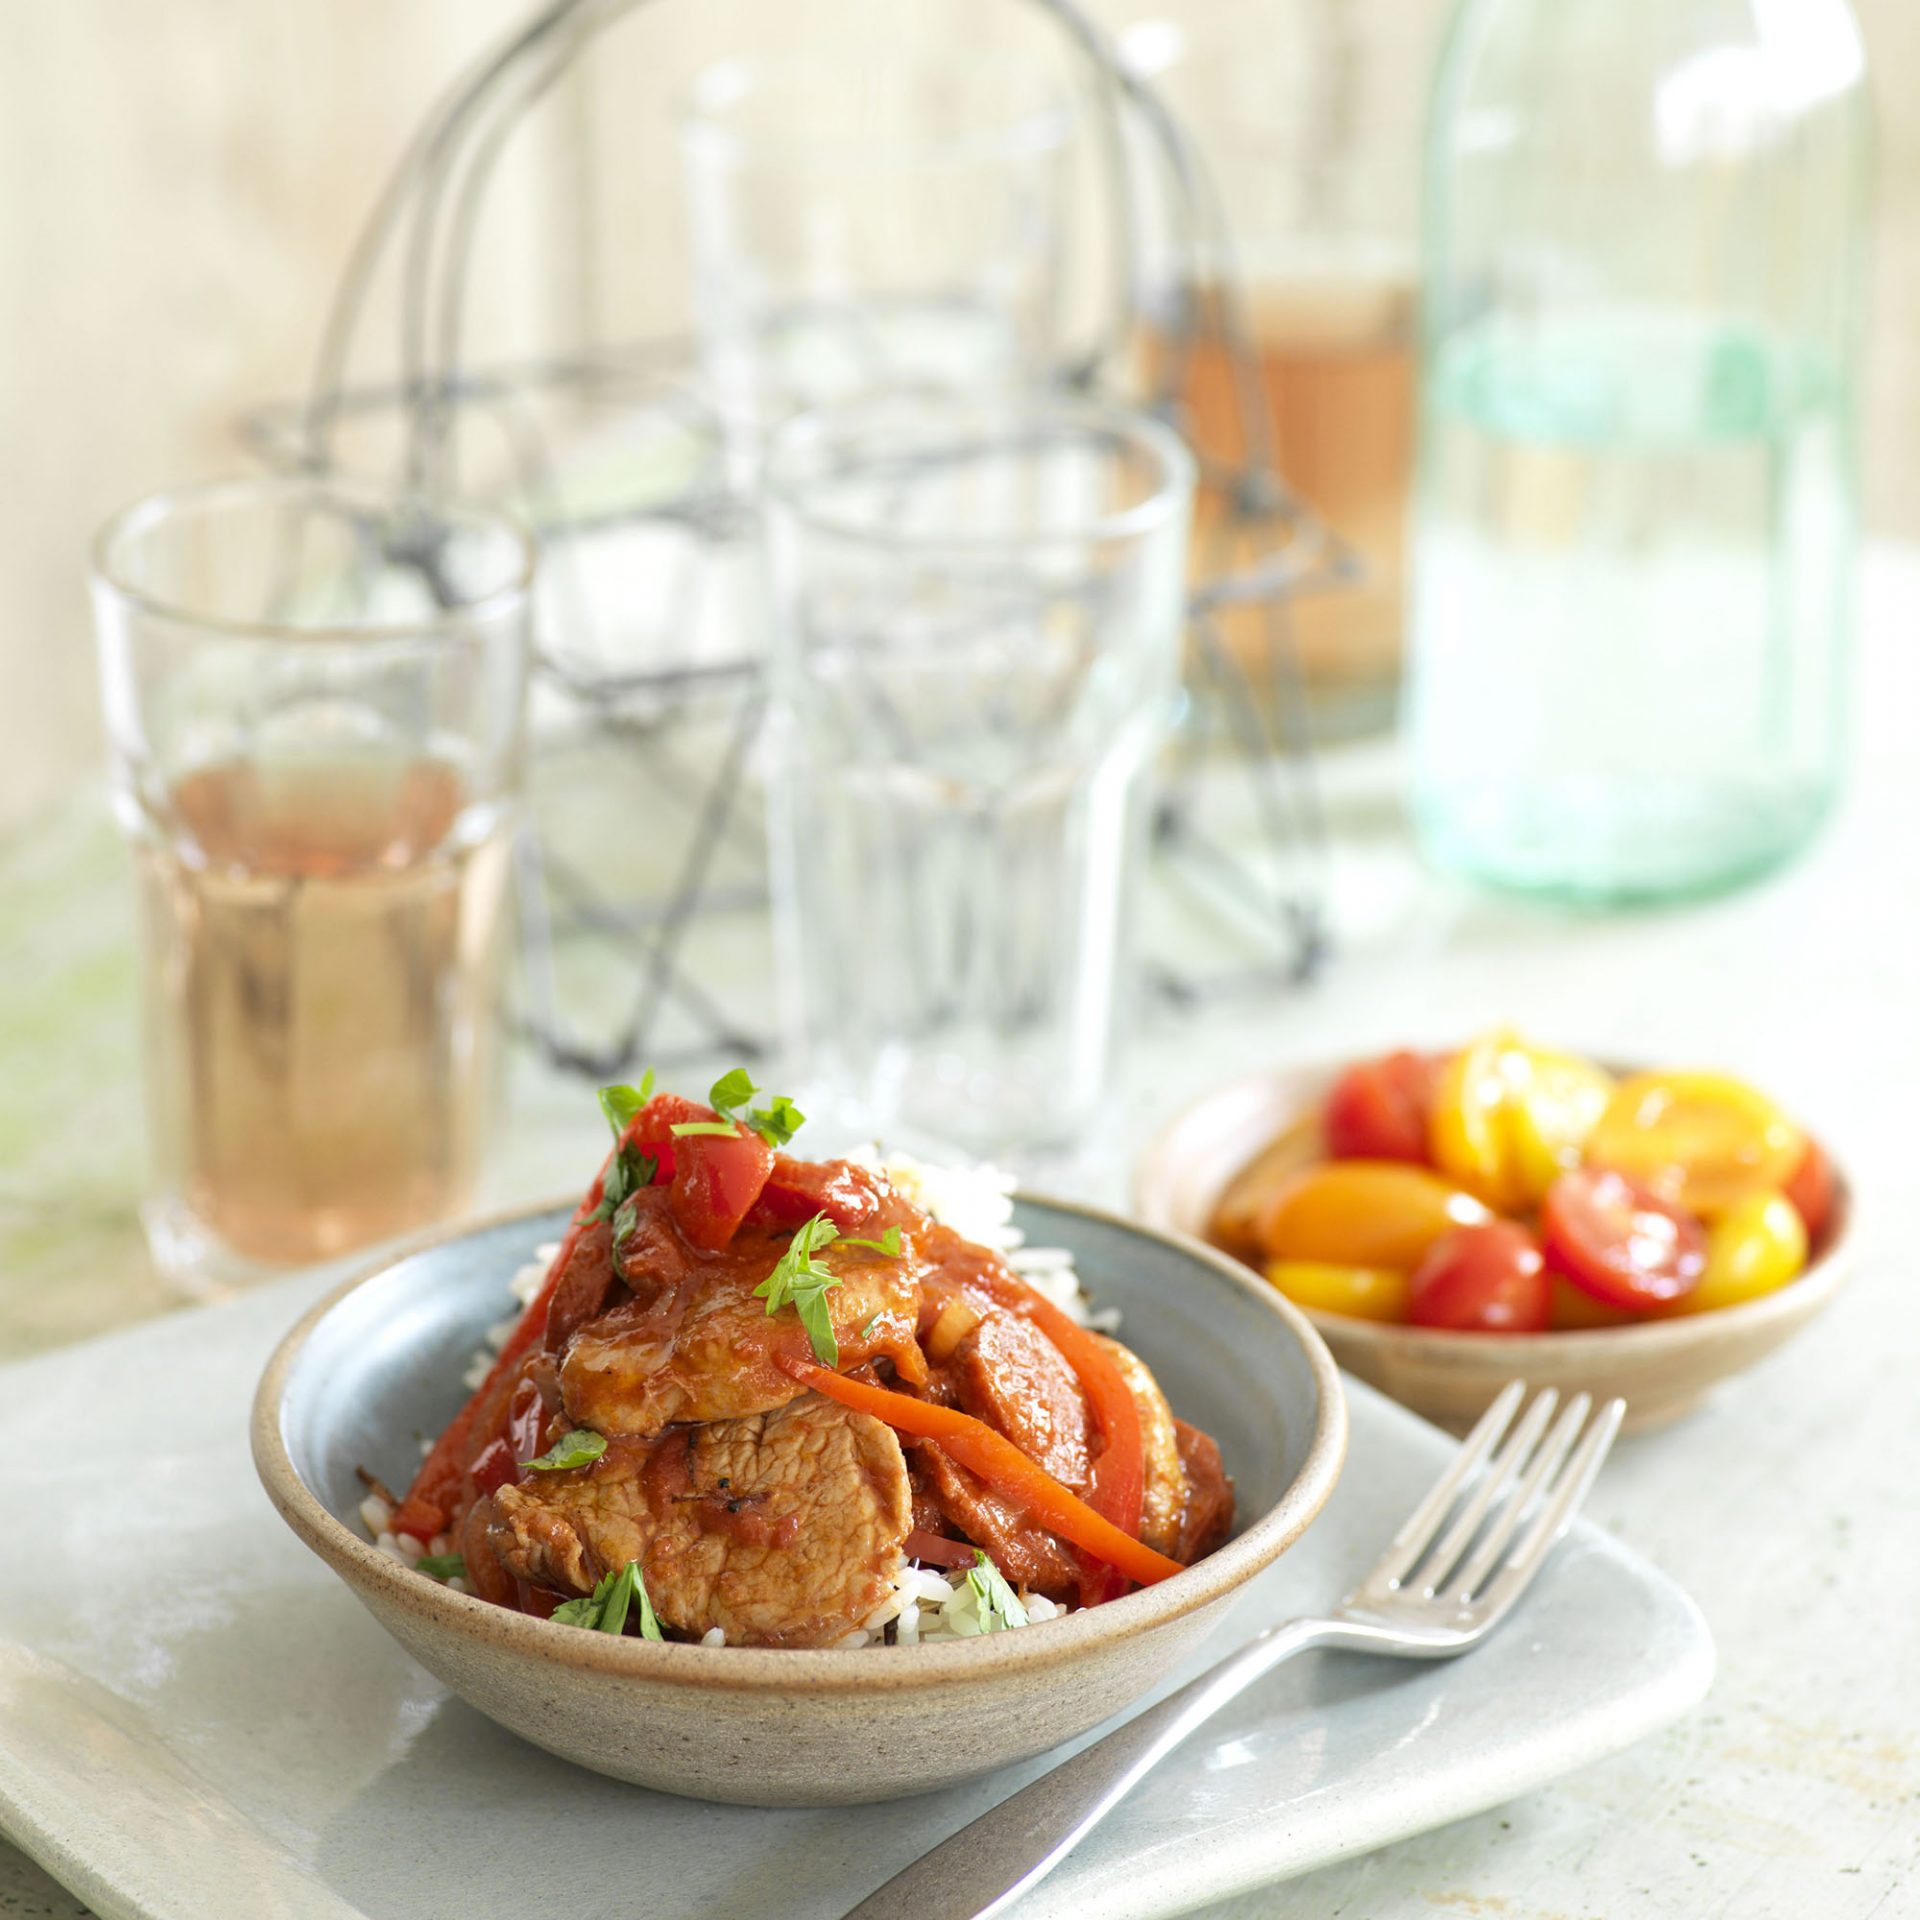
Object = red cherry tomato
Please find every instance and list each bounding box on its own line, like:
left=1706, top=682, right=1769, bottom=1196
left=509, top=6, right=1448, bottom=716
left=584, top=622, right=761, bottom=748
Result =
left=1542, top=1167, right=1707, bottom=1310
left=1324, top=1050, right=1443, bottom=1164
left=1782, top=1136, right=1836, bottom=1249
left=1408, top=1222, right=1552, bottom=1333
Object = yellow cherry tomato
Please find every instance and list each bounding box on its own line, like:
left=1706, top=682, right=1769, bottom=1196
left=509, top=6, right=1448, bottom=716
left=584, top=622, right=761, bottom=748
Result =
left=1506, top=1046, right=1615, bottom=1203
left=1664, top=1191, right=1808, bottom=1316
left=1267, top=1261, right=1411, bottom=1323
left=1586, top=1071, right=1803, bottom=1217
left=1257, top=1161, right=1491, bottom=1272
left=1431, top=1030, right=1613, bottom=1212
left=1547, top=1274, right=1637, bottom=1330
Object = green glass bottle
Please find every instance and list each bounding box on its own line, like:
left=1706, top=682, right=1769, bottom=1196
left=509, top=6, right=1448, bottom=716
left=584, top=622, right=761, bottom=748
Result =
left=1408, top=0, right=1869, bottom=904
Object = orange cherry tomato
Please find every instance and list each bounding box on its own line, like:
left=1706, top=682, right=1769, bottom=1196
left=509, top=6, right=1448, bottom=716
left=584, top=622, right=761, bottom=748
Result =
left=1584, top=1071, right=1802, bottom=1218
left=1782, top=1135, right=1837, bottom=1249
left=1542, top=1166, right=1707, bottom=1311
left=1324, top=1051, right=1444, bottom=1165
left=1408, top=1222, right=1552, bottom=1333
left=1257, top=1161, right=1491, bottom=1272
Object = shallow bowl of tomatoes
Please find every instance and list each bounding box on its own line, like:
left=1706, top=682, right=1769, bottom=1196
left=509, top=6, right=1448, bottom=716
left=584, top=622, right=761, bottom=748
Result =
left=1134, top=1035, right=1852, bottom=1434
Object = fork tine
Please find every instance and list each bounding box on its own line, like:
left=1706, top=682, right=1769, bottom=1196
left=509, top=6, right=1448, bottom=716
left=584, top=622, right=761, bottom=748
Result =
left=1444, top=1392, right=1590, bottom=1601
left=1408, top=1387, right=1559, bottom=1596
left=1479, top=1397, right=1627, bottom=1615
left=1361, top=1379, right=1526, bottom=1593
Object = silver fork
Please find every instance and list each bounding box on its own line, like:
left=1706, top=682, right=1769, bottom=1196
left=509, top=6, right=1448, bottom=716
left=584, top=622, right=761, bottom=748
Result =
left=843, top=1381, right=1625, bottom=1920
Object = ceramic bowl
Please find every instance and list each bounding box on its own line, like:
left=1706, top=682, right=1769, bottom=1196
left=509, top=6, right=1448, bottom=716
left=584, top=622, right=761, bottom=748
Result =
left=1135, top=1061, right=1854, bottom=1435
left=253, top=1194, right=1345, bottom=1807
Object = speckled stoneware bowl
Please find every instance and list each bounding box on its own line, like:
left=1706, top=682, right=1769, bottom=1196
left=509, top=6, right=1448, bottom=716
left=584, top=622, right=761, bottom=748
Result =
left=252, top=1194, right=1346, bottom=1807
left=1136, top=1061, right=1855, bottom=1435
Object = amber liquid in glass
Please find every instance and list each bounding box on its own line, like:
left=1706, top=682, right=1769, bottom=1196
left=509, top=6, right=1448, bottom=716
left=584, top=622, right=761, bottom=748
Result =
left=1159, top=275, right=1416, bottom=736
left=136, top=754, right=513, bottom=1268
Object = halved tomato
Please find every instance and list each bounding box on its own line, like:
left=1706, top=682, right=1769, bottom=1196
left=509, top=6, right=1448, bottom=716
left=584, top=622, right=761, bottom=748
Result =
left=1266, top=1260, right=1411, bottom=1323
left=1256, top=1161, right=1491, bottom=1272
left=1324, top=1051, right=1444, bottom=1165
left=1584, top=1071, right=1802, bottom=1218
left=1664, top=1191, right=1807, bottom=1316
left=1542, top=1166, right=1707, bottom=1311
left=1430, top=1030, right=1612, bottom=1212
left=1408, top=1222, right=1551, bottom=1333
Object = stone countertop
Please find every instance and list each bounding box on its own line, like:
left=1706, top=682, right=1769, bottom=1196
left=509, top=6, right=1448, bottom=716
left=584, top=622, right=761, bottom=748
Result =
left=4, top=550, right=1918, bottom=1918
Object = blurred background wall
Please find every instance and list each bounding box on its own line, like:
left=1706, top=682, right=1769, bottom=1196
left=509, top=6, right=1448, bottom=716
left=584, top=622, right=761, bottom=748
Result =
left=4, top=0, right=1915, bottom=833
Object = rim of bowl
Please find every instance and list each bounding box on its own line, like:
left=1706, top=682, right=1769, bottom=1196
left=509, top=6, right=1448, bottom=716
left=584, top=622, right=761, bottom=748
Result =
left=1132, top=1059, right=1857, bottom=1354
left=252, top=1191, right=1348, bottom=1695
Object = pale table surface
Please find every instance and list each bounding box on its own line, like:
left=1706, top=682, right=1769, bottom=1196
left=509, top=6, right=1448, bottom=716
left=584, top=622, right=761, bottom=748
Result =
left=4, top=551, right=1918, bottom=1919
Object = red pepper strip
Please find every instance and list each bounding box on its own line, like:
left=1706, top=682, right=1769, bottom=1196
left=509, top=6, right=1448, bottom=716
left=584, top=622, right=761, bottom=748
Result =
left=965, top=1268, right=1145, bottom=1591
left=389, top=1159, right=615, bottom=1542
left=392, top=1089, right=725, bottom=1539
left=782, top=1358, right=1185, bottom=1589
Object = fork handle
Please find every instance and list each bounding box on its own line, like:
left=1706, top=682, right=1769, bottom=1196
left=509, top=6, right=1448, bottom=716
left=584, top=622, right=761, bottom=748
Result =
left=841, top=1614, right=1371, bottom=1920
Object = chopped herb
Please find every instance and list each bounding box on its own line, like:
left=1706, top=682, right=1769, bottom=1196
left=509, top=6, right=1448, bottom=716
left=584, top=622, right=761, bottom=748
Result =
left=681, top=1068, right=808, bottom=1150
left=965, top=1551, right=1030, bottom=1633
left=610, top=1191, right=642, bottom=1261
left=415, top=1552, right=466, bottom=1581
left=707, top=1067, right=759, bottom=1114
left=522, top=1429, right=608, bottom=1472
left=755, top=1212, right=849, bottom=1365
left=839, top=1226, right=903, bottom=1258
left=588, top=1141, right=659, bottom=1224
left=670, top=1120, right=742, bottom=1139
left=754, top=1213, right=904, bottom=1367
left=596, top=1072, right=656, bottom=1140
left=857, top=1310, right=885, bottom=1341
left=551, top=1559, right=663, bottom=1638
left=744, top=1093, right=805, bottom=1149
left=634, top=1569, right=664, bottom=1640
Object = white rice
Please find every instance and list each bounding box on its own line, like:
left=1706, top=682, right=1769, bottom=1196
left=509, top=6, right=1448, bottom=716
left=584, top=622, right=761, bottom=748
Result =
left=387, top=1154, right=1094, bottom=1641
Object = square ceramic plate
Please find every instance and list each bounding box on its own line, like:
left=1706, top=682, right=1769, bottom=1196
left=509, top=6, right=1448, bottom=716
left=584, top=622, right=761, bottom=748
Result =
left=0, top=1262, right=1712, bottom=1920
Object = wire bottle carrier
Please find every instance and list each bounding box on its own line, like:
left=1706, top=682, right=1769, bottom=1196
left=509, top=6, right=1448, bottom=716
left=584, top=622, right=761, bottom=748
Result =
left=244, top=0, right=1355, bottom=1076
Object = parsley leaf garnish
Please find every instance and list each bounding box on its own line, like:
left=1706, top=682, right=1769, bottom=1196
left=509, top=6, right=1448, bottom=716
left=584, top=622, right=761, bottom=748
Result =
left=551, top=1559, right=664, bottom=1639
left=586, top=1077, right=660, bottom=1225
left=522, top=1429, right=608, bottom=1472
left=753, top=1212, right=901, bottom=1366
left=668, top=1069, right=807, bottom=1150
left=706, top=1066, right=759, bottom=1114
left=744, top=1093, right=805, bottom=1149
left=588, top=1140, right=659, bottom=1225
left=610, top=1191, right=642, bottom=1261
left=415, top=1552, right=466, bottom=1581
left=596, top=1072, right=655, bottom=1140
left=964, top=1550, right=1029, bottom=1633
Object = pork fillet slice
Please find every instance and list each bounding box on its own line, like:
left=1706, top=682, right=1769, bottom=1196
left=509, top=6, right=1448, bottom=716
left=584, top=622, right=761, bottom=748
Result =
left=488, top=1393, right=912, bottom=1649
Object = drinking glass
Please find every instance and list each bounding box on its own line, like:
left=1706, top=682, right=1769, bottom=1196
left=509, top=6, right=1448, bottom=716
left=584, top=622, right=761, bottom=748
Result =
left=681, top=47, right=1075, bottom=477
left=762, top=392, right=1194, bottom=1162
left=1121, top=0, right=1422, bottom=740
left=91, top=477, right=534, bottom=1294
